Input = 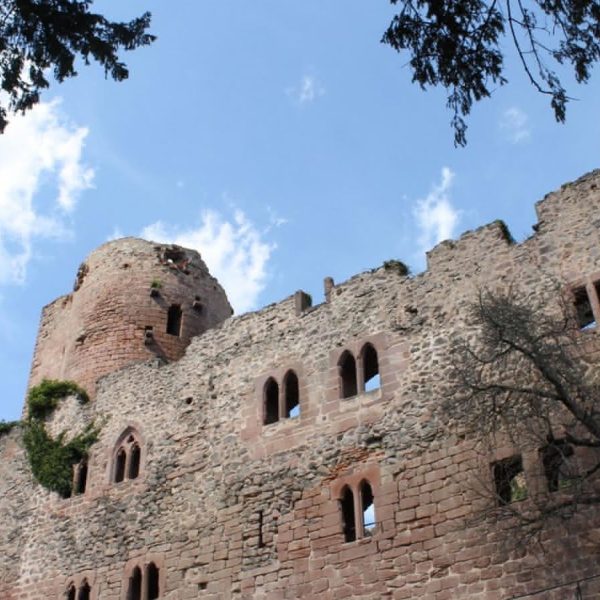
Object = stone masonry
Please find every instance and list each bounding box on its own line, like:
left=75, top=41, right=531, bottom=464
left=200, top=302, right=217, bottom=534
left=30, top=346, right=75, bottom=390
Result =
left=2, top=171, right=600, bottom=599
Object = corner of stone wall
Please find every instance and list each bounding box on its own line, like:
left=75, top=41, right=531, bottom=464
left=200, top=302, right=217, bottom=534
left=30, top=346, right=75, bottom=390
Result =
left=425, top=220, right=515, bottom=274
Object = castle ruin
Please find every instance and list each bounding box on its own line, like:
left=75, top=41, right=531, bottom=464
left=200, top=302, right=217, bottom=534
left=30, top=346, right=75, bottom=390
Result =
left=2, top=171, right=600, bottom=599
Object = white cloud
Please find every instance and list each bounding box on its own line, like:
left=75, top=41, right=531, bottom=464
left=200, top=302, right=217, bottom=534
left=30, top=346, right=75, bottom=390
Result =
left=287, top=75, right=325, bottom=105
left=266, top=206, right=288, bottom=229
left=0, top=99, right=93, bottom=284
left=141, top=210, right=274, bottom=314
left=413, top=167, right=460, bottom=257
left=500, top=107, right=530, bottom=143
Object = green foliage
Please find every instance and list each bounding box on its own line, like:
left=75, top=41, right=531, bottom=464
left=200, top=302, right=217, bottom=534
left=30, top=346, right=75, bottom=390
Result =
left=0, top=1, right=155, bottom=132
left=27, top=379, right=89, bottom=421
left=0, top=420, right=20, bottom=438
left=383, top=259, right=410, bottom=276
left=150, top=278, right=163, bottom=289
left=510, top=472, right=528, bottom=502
left=383, top=1, right=600, bottom=145
left=23, top=421, right=98, bottom=498
left=23, top=379, right=97, bottom=498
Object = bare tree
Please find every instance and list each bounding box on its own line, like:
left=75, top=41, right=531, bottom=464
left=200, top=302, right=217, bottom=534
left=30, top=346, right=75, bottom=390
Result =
left=445, top=288, right=600, bottom=539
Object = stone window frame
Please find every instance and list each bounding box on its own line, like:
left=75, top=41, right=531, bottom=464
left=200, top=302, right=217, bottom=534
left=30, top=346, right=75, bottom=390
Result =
left=255, top=361, right=305, bottom=427
left=329, top=333, right=386, bottom=401
left=59, top=571, right=97, bottom=600
left=121, top=554, right=166, bottom=600
left=331, top=464, right=381, bottom=543
left=569, top=272, right=600, bottom=331
left=109, top=425, right=145, bottom=485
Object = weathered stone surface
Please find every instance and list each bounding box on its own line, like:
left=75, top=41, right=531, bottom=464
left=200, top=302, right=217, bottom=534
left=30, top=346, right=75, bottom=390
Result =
left=2, top=171, right=600, bottom=598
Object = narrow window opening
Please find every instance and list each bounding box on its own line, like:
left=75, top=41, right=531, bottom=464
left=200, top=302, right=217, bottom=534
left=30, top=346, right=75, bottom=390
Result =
left=340, top=486, right=356, bottom=542
left=128, top=567, right=142, bottom=600
left=362, top=344, right=380, bottom=392
left=574, top=286, right=595, bottom=330
left=66, top=583, right=76, bottom=600
left=284, top=371, right=300, bottom=418
left=78, top=580, right=91, bottom=600
left=74, top=460, right=88, bottom=495
left=360, top=480, right=375, bottom=534
left=166, top=304, right=183, bottom=336
left=493, top=456, right=527, bottom=505
left=257, top=510, right=265, bottom=548
left=263, top=378, right=279, bottom=425
left=128, top=443, right=141, bottom=480
left=146, top=562, right=160, bottom=600
left=114, top=448, right=126, bottom=483
left=542, top=440, right=574, bottom=492
left=339, top=352, right=357, bottom=399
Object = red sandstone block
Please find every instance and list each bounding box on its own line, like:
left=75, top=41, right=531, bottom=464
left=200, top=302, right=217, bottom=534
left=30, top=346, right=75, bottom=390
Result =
left=398, top=496, right=419, bottom=510
left=409, top=526, right=434, bottom=543
left=339, top=541, right=377, bottom=562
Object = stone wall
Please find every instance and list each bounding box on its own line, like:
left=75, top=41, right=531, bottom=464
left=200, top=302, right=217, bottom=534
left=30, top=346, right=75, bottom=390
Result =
left=2, top=171, right=600, bottom=599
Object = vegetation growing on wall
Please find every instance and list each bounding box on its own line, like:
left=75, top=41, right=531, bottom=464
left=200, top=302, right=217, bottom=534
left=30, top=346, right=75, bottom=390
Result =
left=27, top=379, right=89, bottom=420
left=23, top=379, right=98, bottom=498
left=0, top=420, right=20, bottom=438
left=383, top=260, right=410, bottom=276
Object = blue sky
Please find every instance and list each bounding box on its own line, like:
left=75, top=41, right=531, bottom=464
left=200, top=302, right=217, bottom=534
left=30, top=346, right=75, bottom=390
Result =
left=1, top=1, right=599, bottom=421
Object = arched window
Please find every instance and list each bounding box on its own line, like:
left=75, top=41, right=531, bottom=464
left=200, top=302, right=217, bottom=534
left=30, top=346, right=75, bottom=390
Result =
left=360, top=480, right=376, bottom=534
left=128, top=443, right=141, bottom=480
left=263, top=378, right=279, bottom=425
left=78, top=580, right=91, bottom=600
left=73, top=460, right=88, bottom=495
left=284, top=370, right=300, bottom=418
left=66, top=583, right=76, bottom=600
left=113, top=429, right=142, bottom=483
left=166, top=304, right=182, bottom=336
left=126, top=562, right=161, bottom=600
left=128, top=566, right=142, bottom=600
left=340, top=486, right=356, bottom=542
left=361, top=343, right=380, bottom=392
left=146, top=562, right=160, bottom=600
left=339, top=351, right=357, bottom=399
left=114, top=448, right=126, bottom=483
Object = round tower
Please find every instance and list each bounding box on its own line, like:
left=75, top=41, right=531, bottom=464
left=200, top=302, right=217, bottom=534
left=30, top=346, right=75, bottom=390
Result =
left=28, top=238, right=233, bottom=398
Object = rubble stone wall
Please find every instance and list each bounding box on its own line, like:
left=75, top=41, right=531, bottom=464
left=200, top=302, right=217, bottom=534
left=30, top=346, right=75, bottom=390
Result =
left=2, top=172, right=600, bottom=599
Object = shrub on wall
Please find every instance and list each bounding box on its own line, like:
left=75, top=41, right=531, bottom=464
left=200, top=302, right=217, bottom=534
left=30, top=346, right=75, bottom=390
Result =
left=0, top=420, right=20, bottom=438
left=27, top=379, right=89, bottom=420
left=22, top=379, right=98, bottom=498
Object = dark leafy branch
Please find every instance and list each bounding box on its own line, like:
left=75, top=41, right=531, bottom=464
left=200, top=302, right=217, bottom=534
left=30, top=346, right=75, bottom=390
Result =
left=383, top=0, right=600, bottom=145
left=0, top=0, right=155, bottom=132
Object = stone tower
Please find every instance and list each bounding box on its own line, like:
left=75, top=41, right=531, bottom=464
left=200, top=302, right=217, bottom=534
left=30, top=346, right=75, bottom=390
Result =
left=28, top=237, right=232, bottom=398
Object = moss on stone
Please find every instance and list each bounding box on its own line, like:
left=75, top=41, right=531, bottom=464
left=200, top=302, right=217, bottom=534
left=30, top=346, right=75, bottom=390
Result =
left=383, top=259, right=410, bottom=276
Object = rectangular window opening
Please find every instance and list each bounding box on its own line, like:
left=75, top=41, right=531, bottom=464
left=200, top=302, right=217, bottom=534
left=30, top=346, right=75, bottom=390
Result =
left=574, top=287, right=596, bottom=330
left=257, top=510, right=265, bottom=548
left=167, top=304, right=183, bottom=336
left=542, top=441, right=574, bottom=492
left=492, top=455, right=527, bottom=505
